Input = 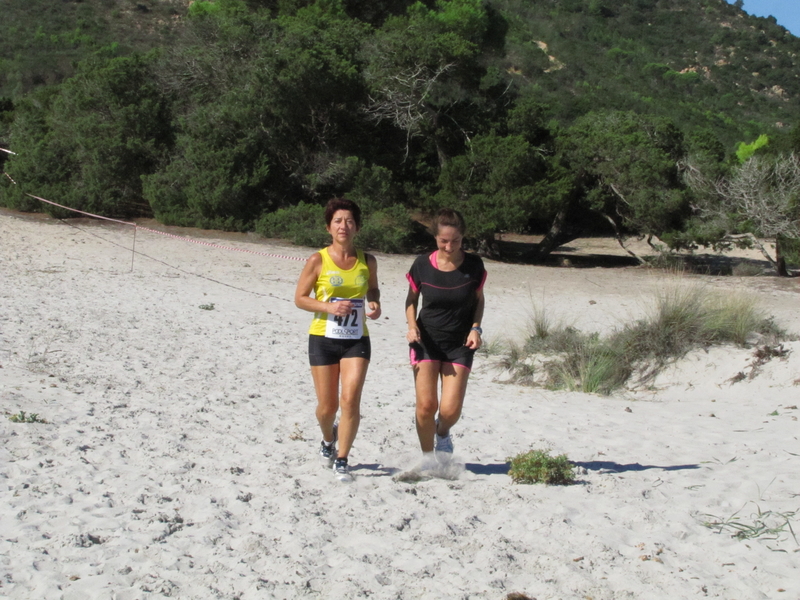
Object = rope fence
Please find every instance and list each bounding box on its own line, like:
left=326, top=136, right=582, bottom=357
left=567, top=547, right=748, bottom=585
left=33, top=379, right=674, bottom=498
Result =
left=24, top=192, right=306, bottom=266
left=2, top=146, right=310, bottom=298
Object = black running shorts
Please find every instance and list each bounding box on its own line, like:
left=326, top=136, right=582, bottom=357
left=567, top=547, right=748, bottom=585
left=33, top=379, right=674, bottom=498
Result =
left=308, top=334, right=371, bottom=366
left=408, top=339, right=474, bottom=370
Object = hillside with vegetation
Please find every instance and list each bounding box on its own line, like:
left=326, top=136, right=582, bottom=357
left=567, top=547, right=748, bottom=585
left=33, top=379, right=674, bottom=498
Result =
left=497, top=0, right=800, bottom=139
left=0, top=0, right=186, bottom=96
left=1, top=0, right=798, bottom=270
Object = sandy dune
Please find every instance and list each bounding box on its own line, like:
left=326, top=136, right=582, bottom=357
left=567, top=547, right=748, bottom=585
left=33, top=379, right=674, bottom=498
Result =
left=1, top=210, right=799, bottom=599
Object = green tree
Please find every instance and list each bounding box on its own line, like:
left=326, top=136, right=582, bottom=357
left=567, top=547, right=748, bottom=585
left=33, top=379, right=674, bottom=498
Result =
left=736, top=134, right=769, bottom=164
left=0, top=97, right=13, bottom=173
left=558, top=110, right=689, bottom=259
left=145, top=1, right=372, bottom=228
left=435, top=131, right=544, bottom=250
left=143, top=97, right=275, bottom=229
left=0, top=88, right=65, bottom=212
left=3, top=51, right=172, bottom=217
left=362, top=0, right=490, bottom=167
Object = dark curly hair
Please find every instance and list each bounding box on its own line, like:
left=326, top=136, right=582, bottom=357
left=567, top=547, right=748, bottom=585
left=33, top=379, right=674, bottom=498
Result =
left=324, top=197, right=362, bottom=229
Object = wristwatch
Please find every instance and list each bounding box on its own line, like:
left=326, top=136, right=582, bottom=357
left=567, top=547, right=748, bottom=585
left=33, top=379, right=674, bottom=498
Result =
left=471, top=326, right=483, bottom=335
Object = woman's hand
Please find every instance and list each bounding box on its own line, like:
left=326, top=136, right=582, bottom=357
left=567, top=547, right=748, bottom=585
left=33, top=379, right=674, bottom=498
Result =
left=465, top=329, right=482, bottom=350
left=367, top=302, right=381, bottom=320
left=405, top=286, right=421, bottom=345
left=328, top=300, right=354, bottom=317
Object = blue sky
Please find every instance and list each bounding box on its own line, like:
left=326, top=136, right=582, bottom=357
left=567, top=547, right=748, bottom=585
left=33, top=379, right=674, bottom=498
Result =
left=726, top=0, right=800, bottom=36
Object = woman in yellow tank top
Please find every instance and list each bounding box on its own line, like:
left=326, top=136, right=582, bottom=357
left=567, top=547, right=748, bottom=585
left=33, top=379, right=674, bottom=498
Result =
left=294, top=198, right=381, bottom=482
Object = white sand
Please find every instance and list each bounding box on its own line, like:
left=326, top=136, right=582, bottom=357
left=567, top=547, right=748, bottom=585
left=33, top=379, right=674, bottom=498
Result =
left=1, top=210, right=799, bottom=600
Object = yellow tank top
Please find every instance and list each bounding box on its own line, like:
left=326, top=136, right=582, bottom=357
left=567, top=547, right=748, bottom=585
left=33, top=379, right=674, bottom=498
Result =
left=309, top=247, right=370, bottom=337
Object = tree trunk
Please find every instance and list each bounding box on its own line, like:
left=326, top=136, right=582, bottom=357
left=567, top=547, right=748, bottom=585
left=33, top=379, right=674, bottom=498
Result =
left=775, top=237, right=789, bottom=277
left=599, top=212, right=646, bottom=265
left=723, top=233, right=780, bottom=274
left=424, top=106, right=449, bottom=169
left=525, top=194, right=582, bottom=261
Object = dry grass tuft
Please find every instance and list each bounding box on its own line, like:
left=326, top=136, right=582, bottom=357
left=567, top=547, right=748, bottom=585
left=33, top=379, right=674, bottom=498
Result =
left=496, top=283, right=787, bottom=394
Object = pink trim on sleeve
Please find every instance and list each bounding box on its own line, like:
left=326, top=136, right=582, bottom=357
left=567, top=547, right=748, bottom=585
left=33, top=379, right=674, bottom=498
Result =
left=406, top=272, right=420, bottom=293
left=477, top=269, right=487, bottom=291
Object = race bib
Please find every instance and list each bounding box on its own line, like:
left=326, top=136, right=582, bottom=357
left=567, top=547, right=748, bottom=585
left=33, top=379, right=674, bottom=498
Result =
left=325, top=297, right=365, bottom=339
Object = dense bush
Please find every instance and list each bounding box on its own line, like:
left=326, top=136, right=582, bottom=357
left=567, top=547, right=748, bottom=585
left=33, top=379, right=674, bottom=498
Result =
left=142, top=97, right=275, bottom=230
left=508, top=448, right=575, bottom=485
left=254, top=200, right=415, bottom=253
left=254, top=202, right=329, bottom=248
left=435, top=132, right=545, bottom=243
left=560, top=110, right=690, bottom=238
left=356, top=204, right=415, bottom=253
left=4, top=51, right=172, bottom=218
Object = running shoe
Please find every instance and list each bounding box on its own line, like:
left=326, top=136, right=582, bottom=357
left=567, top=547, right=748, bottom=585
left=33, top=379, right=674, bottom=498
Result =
left=435, top=431, right=454, bottom=454
left=318, top=422, right=338, bottom=467
left=333, top=457, right=353, bottom=482
left=434, top=419, right=454, bottom=454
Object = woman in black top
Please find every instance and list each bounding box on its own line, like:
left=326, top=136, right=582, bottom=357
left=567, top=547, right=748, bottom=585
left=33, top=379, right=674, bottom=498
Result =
left=405, top=209, right=486, bottom=458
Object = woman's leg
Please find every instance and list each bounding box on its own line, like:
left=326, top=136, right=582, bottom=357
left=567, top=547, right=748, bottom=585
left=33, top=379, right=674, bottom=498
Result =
left=311, top=364, right=340, bottom=443
left=413, top=361, right=442, bottom=453
left=336, top=357, right=370, bottom=458
left=435, top=363, right=471, bottom=438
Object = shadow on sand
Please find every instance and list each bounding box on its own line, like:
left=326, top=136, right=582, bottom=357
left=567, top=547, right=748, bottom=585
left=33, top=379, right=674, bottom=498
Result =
left=465, top=462, right=510, bottom=476
left=573, top=460, right=700, bottom=473
left=463, top=460, right=701, bottom=478
left=493, top=236, right=778, bottom=276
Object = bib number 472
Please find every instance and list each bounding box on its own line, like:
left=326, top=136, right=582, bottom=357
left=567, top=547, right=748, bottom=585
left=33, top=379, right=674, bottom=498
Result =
left=334, top=309, right=359, bottom=328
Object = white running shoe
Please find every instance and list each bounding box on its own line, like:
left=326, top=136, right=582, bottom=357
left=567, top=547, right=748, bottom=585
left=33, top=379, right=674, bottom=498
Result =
left=435, top=432, right=454, bottom=454
left=333, top=457, right=353, bottom=482
left=318, top=422, right=338, bottom=468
